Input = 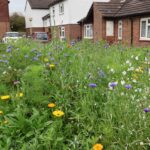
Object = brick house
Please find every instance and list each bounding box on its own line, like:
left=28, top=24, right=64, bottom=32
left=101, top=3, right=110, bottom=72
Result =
left=0, top=0, right=10, bottom=39
left=48, top=0, right=109, bottom=41
left=24, top=0, right=50, bottom=36
left=79, top=0, right=150, bottom=47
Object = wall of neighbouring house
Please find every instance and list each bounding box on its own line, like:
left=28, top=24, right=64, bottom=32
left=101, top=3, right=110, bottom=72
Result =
left=93, top=3, right=103, bottom=42
left=0, top=0, right=10, bottom=38
left=114, top=16, right=150, bottom=47
left=50, top=24, right=81, bottom=42
left=25, top=1, right=48, bottom=35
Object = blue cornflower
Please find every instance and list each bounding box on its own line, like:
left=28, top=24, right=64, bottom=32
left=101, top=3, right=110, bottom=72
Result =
left=89, top=83, right=97, bottom=88
left=109, top=82, right=118, bottom=88
left=3, top=60, right=9, bottom=64
left=125, top=84, right=132, bottom=89
left=6, top=48, right=12, bottom=53
left=33, top=57, right=38, bottom=61
left=144, top=108, right=150, bottom=113
left=50, top=57, right=55, bottom=61
left=98, top=70, right=106, bottom=78
left=48, top=52, right=52, bottom=56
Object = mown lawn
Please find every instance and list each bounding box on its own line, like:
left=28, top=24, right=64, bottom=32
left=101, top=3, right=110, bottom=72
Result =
left=0, top=39, right=149, bottom=150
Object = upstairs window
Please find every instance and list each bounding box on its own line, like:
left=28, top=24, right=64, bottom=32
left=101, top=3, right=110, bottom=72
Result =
left=59, top=3, right=64, bottom=14
left=118, top=20, right=122, bottom=40
left=60, top=26, right=65, bottom=39
left=106, top=21, right=114, bottom=36
left=84, top=24, right=93, bottom=39
left=140, top=18, right=150, bottom=40
left=52, top=7, right=55, bottom=16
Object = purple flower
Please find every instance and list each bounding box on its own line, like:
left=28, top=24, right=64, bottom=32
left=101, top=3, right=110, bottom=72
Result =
left=3, top=60, right=9, bottom=64
left=89, top=83, right=97, bottom=88
left=144, top=108, right=150, bottom=113
left=6, top=49, right=12, bottom=53
left=50, top=57, right=55, bottom=61
left=109, top=82, right=118, bottom=88
left=48, top=52, right=52, bottom=56
left=98, top=70, right=106, bottom=78
left=30, top=49, right=36, bottom=53
left=33, top=57, right=38, bottom=61
left=125, top=84, right=132, bottom=89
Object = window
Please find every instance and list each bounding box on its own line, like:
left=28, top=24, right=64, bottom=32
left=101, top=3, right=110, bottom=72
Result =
left=59, top=3, right=64, bottom=14
left=84, top=24, right=93, bottom=39
left=52, top=7, right=55, bottom=16
left=60, top=26, right=65, bottom=39
left=118, top=20, right=122, bottom=40
left=140, top=18, right=150, bottom=40
left=106, top=21, right=114, bottom=36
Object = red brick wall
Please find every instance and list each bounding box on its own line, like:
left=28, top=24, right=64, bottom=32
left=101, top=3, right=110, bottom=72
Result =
left=26, top=27, right=45, bottom=36
left=0, top=0, right=10, bottom=38
left=93, top=3, right=103, bottom=41
left=113, top=16, right=150, bottom=47
left=132, top=17, right=150, bottom=47
left=50, top=24, right=81, bottom=42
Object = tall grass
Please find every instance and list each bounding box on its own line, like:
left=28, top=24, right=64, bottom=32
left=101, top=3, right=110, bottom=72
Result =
left=0, top=39, right=149, bottom=150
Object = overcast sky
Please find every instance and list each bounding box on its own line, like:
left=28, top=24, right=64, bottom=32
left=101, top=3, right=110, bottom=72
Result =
left=9, top=0, right=26, bottom=15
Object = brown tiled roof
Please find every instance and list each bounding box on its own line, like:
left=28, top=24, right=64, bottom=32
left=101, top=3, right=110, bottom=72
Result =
left=28, top=0, right=51, bottom=9
left=99, top=0, right=150, bottom=17
left=28, top=0, right=64, bottom=9
left=95, top=1, right=125, bottom=17
left=48, top=0, right=63, bottom=7
left=115, top=0, right=150, bottom=17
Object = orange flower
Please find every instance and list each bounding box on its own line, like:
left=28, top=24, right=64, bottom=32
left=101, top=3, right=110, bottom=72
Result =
left=93, top=144, right=103, bottom=150
left=52, top=110, right=64, bottom=117
left=48, top=103, right=56, bottom=108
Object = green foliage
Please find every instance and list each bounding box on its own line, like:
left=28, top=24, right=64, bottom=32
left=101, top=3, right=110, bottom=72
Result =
left=0, top=39, right=149, bottom=149
left=10, top=12, right=25, bottom=32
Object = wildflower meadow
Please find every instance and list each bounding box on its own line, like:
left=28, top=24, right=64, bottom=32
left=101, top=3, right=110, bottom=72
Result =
left=0, top=39, right=149, bottom=150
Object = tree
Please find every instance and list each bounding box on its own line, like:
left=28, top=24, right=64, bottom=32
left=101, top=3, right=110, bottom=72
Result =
left=10, top=12, right=25, bottom=32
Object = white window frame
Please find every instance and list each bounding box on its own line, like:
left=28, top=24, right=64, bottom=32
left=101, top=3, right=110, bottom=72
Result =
left=60, top=26, right=65, bottom=39
left=140, top=17, right=150, bottom=40
left=84, top=24, right=93, bottom=39
left=59, top=3, right=64, bottom=15
left=118, top=20, right=122, bottom=40
left=106, top=21, right=114, bottom=36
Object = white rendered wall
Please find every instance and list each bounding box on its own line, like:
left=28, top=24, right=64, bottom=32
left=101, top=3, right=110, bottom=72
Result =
left=25, top=1, right=49, bottom=28
left=69, top=0, right=110, bottom=24
left=49, top=0, right=70, bottom=26
left=49, top=0, right=110, bottom=26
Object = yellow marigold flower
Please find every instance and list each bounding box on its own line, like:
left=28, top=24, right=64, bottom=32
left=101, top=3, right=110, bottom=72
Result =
left=44, top=58, right=49, bottom=62
left=93, top=144, right=103, bottom=150
left=16, top=93, right=23, bottom=98
left=48, top=103, right=56, bottom=108
left=52, top=110, right=64, bottom=117
left=1, top=95, right=10, bottom=100
left=0, top=110, right=4, bottom=115
left=49, top=64, right=55, bottom=69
